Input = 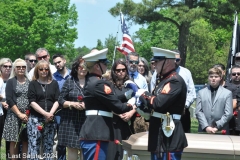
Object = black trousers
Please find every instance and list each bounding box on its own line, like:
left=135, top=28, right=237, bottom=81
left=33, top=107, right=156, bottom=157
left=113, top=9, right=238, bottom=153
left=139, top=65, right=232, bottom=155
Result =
left=180, top=108, right=191, bottom=133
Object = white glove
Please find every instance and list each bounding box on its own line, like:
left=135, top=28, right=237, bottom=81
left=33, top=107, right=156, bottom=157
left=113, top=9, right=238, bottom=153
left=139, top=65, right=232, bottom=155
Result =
left=127, top=97, right=136, bottom=106
left=135, top=89, right=146, bottom=98
left=124, top=89, right=133, bottom=99
left=136, top=108, right=151, bottom=120
left=136, top=97, right=142, bottom=107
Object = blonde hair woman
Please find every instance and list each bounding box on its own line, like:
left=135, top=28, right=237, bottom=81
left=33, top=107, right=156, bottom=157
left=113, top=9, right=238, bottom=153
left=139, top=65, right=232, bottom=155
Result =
left=2, top=58, right=29, bottom=160
left=27, top=60, right=60, bottom=158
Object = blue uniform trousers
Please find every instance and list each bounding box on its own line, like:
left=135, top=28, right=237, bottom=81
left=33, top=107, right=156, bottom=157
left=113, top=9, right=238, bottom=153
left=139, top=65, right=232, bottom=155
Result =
left=151, top=151, right=183, bottom=160
left=80, top=140, right=108, bottom=160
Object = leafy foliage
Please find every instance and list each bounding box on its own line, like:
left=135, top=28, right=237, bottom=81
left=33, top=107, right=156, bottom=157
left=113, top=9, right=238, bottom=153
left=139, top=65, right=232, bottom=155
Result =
left=0, top=0, right=78, bottom=61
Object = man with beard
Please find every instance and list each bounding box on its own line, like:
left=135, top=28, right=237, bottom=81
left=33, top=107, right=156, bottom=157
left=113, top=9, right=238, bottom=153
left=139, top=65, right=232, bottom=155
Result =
left=52, top=53, right=71, bottom=160
left=174, top=51, right=196, bottom=133
left=126, top=52, right=148, bottom=91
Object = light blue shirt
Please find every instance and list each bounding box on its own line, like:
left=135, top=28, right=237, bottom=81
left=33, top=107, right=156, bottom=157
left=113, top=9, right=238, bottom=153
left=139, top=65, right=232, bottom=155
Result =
left=53, top=69, right=71, bottom=91
left=129, top=71, right=148, bottom=91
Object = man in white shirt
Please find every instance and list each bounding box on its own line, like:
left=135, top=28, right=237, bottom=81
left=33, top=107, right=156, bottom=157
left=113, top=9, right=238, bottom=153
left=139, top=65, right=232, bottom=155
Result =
left=28, top=48, right=57, bottom=80
left=175, top=51, right=196, bottom=133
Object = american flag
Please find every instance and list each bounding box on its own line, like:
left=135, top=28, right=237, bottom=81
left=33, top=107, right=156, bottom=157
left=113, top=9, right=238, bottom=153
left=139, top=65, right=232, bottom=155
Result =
left=117, top=12, right=135, bottom=55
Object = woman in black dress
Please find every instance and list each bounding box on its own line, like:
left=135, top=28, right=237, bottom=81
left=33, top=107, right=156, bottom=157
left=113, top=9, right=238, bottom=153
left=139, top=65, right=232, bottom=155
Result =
left=27, top=60, right=60, bottom=159
left=58, top=57, right=87, bottom=160
left=107, top=59, right=136, bottom=160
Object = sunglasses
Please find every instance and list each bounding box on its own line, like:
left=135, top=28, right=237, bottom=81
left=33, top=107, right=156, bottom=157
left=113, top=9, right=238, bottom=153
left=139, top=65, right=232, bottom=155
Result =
left=38, top=68, right=49, bottom=71
left=29, top=59, right=37, bottom=63
left=175, top=58, right=181, bottom=62
left=129, top=60, right=139, bottom=64
left=37, top=55, right=48, bottom=60
left=115, top=69, right=126, bottom=73
left=232, top=72, right=240, bottom=76
left=3, top=65, right=12, bottom=69
left=16, top=66, right=26, bottom=70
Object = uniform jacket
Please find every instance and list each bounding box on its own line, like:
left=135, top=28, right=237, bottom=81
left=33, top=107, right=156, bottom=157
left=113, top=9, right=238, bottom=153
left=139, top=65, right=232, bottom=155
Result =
left=79, top=73, right=132, bottom=141
left=148, top=71, right=188, bottom=152
left=195, top=85, right=233, bottom=133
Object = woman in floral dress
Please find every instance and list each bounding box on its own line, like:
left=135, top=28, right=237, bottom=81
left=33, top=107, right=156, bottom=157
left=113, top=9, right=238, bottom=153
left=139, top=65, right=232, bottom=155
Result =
left=3, top=58, right=30, bottom=159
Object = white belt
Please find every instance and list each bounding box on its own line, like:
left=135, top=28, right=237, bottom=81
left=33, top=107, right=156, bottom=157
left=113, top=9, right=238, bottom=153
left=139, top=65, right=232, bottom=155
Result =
left=85, top=110, right=113, bottom=118
left=152, top=112, right=181, bottom=120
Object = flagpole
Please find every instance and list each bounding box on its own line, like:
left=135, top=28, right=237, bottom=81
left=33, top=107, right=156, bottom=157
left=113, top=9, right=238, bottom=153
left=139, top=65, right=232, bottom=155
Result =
left=112, top=10, right=122, bottom=66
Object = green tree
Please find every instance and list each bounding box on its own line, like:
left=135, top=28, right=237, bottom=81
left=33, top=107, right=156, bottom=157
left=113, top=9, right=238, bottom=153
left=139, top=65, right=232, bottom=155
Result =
left=109, top=0, right=239, bottom=67
left=104, top=34, right=124, bottom=64
left=96, top=39, right=104, bottom=50
left=0, top=0, right=78, bottom=60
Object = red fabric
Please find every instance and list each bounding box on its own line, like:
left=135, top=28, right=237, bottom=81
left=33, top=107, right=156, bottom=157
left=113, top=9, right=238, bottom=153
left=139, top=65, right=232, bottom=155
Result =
left=168, top=152, right=171, bottom=160
left=94, top=140, right=101, bottom=160
left=135, top=113, right=141, bottom=117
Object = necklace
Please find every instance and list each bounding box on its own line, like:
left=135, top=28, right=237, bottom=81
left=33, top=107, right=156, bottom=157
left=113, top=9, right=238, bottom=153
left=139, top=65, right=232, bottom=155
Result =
left=37, top=79, right=48, bottom=84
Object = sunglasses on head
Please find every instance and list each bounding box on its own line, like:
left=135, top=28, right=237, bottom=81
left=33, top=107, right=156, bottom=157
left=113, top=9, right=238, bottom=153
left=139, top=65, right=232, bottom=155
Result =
left=37, top=55, right=48, bottom=60
left=115, top=68, right=126, bottom=73
left=232, top=72, right=240, bottom=76
left=16, top=66, right=26, bottom=70
left=129, top=60, right=139, bottom=64
left=29, top=59, right=37, bottom=63
left=38, top=68, right=49, bottom=71
left=3, top=65, right=12, bottom=69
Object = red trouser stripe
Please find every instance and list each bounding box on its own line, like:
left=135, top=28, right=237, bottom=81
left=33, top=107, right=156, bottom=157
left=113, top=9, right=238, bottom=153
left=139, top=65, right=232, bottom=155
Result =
left=94, top=140, right=101, bottom=160
left=168, top=152, right=171, bottom=160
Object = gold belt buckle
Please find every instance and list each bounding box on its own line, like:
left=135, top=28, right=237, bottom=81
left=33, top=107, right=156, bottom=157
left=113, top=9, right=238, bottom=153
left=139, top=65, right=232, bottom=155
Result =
left=165, top=112, right=171, bottom=131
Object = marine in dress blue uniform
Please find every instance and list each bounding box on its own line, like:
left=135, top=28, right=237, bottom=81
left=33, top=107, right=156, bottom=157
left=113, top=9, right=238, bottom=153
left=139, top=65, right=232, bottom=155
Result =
left=79, top=49, right=135, bottom=160
left=136, top=47, right=188, bottom=160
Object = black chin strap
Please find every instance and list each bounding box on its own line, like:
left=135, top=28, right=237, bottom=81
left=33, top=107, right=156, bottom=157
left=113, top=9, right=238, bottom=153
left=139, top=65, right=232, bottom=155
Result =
left=159, top=59, right=166, bottom=77
left=98, top=63, right=104, bottom=76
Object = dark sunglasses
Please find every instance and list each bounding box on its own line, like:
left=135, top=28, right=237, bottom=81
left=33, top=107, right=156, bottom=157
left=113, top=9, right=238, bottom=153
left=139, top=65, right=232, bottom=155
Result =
left=235, top=57, right=240, bottom=61
left=38, top=68, right=49, bottom=71
left=115, top=69, right=126, bottom=73
left=3, top=65, right=12, bottom=69
left=175, top=58, right=181, bottom=62
left=29, top=59, right=37, bottom=63
left=37, top=55, right=48, bottom=60
left=16, top=66, right=26, bottom=70
left=232, top=72, right=240, bottom=76
left=129, top=60, right=139, bottom=64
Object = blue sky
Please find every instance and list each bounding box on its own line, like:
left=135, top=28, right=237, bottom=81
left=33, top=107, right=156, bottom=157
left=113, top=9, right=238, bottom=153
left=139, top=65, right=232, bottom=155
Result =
left=71, top=0, right=142, bottom=48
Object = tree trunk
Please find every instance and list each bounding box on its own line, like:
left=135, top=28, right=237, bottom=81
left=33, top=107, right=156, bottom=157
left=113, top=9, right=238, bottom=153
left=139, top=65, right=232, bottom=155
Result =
left=178, top=22, right=190, bottom=67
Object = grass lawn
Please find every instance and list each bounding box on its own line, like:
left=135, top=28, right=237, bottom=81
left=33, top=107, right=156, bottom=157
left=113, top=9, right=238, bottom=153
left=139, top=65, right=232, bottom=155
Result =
left=191, top=117, right=199, bottom=133
left=0, top=139, right=6, bottom=160
left=0, top=118, right=199, bottom=160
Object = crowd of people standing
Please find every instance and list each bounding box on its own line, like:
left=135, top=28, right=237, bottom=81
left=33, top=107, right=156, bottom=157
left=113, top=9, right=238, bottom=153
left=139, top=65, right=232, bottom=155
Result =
left=0, top=46, right=239, bottom=160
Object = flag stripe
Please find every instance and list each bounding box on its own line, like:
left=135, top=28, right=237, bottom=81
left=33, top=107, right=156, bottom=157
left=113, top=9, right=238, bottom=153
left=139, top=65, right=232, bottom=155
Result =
left=117, top=12, right=135, bottom=56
